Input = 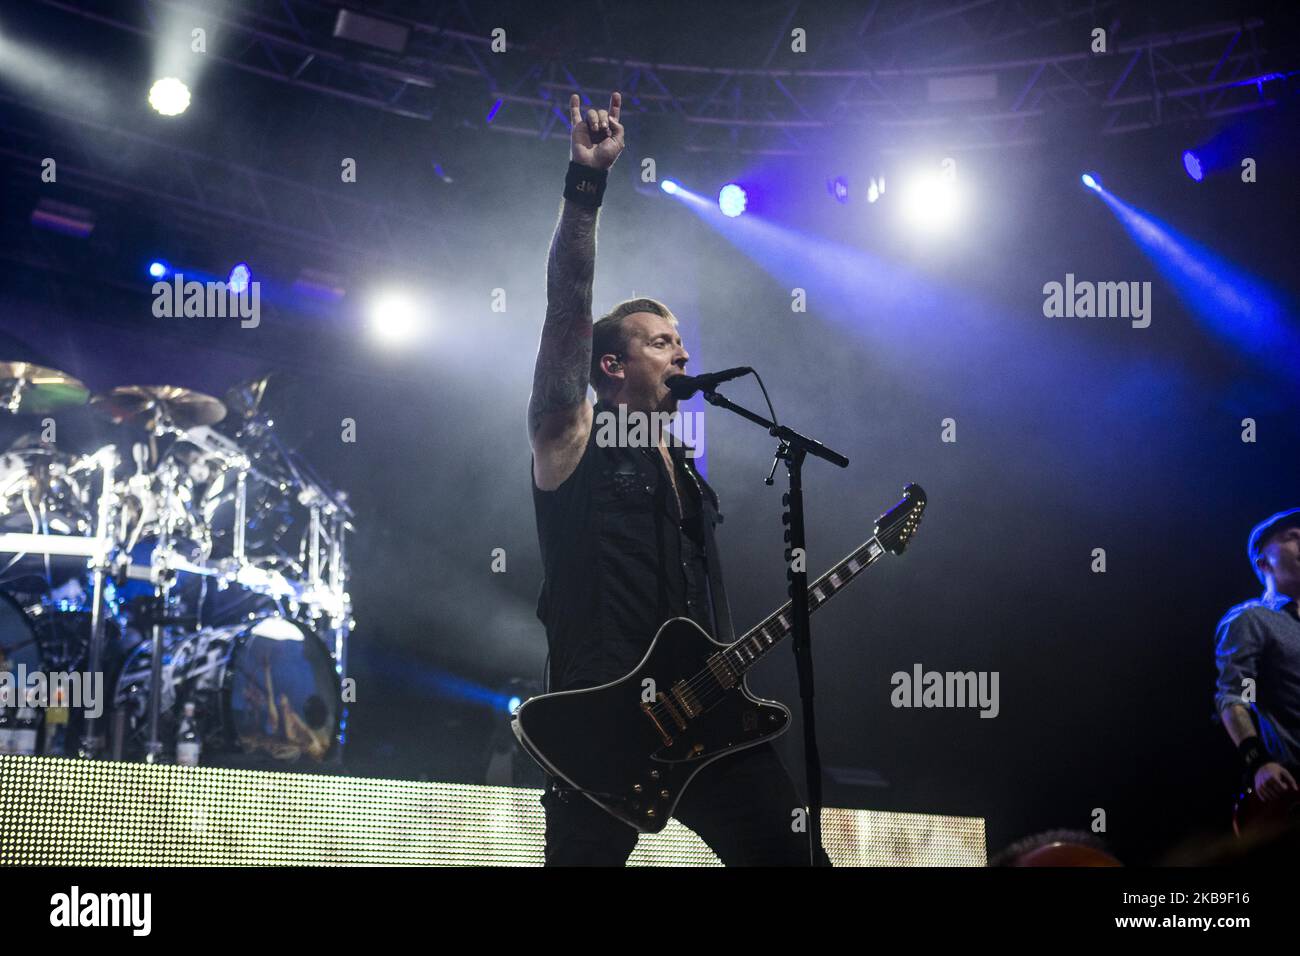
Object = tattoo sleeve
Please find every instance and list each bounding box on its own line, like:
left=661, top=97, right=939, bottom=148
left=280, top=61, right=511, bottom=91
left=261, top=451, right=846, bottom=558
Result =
left=528, top=198, right=599, bottom=437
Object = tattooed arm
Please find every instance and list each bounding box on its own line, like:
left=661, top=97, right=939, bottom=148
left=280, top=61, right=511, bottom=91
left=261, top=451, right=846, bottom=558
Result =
left=529, top=92, right=624, bottom=491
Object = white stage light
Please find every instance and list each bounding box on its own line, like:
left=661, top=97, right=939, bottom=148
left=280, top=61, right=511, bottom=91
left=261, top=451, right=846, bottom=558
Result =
left=899, top=167, right=962, bottom=234
left=148, top=77, right=191, bottom=116
left=368, top=291, right=422, bottom=345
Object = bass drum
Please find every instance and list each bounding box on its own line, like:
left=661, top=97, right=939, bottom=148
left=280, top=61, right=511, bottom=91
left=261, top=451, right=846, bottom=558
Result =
left=0, top=591, right=125, bottom=755
left=113, top=616, right=339, bottom=764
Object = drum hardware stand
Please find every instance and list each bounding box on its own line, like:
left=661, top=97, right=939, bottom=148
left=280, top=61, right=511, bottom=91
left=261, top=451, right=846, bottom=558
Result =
left=2, top=374, right=33, bottom=414
left=142, top=554, right=178, bottom=764
left=140, top=451, right=193, bottom=764
left=79, top=446, right=120, bottom=760
left=297, top=489, right=353, bottom=761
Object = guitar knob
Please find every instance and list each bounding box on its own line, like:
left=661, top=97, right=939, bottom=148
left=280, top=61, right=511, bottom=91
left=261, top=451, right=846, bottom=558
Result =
left=660, top=789, right=670, bottom=800
left=646, top=808, right=657, bottom=818
left=632, top=784, right=642, bottom=794
left=649, top=770, right=660, bottom=780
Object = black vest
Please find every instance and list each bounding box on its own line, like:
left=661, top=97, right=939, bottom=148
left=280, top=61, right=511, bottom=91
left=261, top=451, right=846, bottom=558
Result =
left=532, top=401, right=735, bottom=691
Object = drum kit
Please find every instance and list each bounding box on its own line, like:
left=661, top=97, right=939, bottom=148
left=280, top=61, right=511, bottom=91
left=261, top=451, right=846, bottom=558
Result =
left=0, top=361, right=352, bottom=765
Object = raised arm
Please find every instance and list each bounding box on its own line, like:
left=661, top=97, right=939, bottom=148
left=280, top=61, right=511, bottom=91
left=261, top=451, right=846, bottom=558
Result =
left=528, top=92, right=624, bottom=490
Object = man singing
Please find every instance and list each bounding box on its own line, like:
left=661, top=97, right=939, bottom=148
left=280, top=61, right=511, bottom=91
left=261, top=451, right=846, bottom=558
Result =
left=527, top=91, right=811, bottom=866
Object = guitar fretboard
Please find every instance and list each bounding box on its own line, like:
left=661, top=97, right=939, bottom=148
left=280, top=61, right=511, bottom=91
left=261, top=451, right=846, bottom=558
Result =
left=710, top=535, right=888, bottom=685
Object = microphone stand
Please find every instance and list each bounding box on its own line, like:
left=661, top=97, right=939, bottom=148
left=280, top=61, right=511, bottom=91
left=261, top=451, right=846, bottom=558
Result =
left=696, top=386, right=848, bottom=866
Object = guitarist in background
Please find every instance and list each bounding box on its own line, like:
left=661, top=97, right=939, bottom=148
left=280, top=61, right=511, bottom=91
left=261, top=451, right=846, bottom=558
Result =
left=1215, top=508, right=1300, bottom=813
left=527, top=90, right=811, bottom=866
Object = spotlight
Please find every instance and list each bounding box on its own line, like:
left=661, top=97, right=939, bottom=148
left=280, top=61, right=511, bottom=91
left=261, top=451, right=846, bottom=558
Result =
left=1081, top=173, right=1101, bottom=192
left=867, top=176, right=885, bottom=204
left=1182, top=151, right=1203, bottom=182
left=899, top=167, right=962, bottom=234
left=718, top=184, right=747, bottom=218
left=228, top=263, right=251, bottom=294
left=148, top=260, right=169, bottom=279
left=368, top=290, right=421, bottom=345
left=507, top=696, right=522, bottom=715
left=660, top=179, right=680, bottom=195
left=826, top=176, right=850, bottom=204
left=148, top=77, right=190, bottom=116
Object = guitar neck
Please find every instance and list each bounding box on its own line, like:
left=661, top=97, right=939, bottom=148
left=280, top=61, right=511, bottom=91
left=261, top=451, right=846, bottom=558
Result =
left=718, top=535, right=889, bottom=679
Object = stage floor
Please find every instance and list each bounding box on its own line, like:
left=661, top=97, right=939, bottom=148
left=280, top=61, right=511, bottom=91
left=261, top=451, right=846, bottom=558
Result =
left=0, top=755, right=985, bottom=865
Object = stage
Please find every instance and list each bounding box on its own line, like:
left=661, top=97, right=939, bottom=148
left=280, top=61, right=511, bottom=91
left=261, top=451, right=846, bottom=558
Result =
left=0, top=755, right=985, bottom=866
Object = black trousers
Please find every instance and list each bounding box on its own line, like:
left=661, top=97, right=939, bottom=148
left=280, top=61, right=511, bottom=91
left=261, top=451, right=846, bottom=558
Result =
left=540, top=742, right=819, bottom=866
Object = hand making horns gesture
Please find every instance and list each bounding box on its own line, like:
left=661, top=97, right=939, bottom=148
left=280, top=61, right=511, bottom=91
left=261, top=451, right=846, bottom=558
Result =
left=569, top=91, right=624, bottom=171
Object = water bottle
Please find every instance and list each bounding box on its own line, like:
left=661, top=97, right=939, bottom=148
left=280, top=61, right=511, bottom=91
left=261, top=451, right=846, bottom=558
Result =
left=13, top=689, right=39, bottom=756
left=43, top=685, right=70, bottom=756
left=0, top=687, right=14, bottom=755
left=176, top=701, right=201, bottom=766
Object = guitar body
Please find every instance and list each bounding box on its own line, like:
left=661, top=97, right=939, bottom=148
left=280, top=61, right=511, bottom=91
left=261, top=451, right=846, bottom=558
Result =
left=513, top=617, right=791, bottom=833
left=514, top=482, right=927, bottom=834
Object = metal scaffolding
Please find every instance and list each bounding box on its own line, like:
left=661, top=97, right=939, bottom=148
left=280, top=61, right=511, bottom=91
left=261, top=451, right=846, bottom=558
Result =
left=35, top=0, right=1297, bottom=155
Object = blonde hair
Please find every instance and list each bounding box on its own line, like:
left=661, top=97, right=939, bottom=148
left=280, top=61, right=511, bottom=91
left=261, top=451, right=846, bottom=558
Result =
left=590, top=297, right=677, bottom=392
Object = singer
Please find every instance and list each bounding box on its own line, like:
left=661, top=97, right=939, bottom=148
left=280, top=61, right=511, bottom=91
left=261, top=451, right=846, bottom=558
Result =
left=526, top=90, right=812, bottom=867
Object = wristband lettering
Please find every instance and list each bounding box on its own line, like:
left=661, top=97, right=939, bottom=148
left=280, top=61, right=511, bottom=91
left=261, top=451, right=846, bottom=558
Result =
left=564, top=162, right=608, bottom=208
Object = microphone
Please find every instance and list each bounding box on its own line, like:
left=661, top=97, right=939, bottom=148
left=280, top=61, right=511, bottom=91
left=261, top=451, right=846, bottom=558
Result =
left=666, top=366, right=752, bottom=399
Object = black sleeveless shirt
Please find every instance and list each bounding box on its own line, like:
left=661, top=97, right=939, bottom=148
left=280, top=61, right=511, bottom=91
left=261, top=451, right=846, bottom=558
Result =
left=532, top=400, right=735, bottom=691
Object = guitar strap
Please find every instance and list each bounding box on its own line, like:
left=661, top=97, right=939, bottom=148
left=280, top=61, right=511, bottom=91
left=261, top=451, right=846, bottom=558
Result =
left=692, top=465, right=736, bottom=644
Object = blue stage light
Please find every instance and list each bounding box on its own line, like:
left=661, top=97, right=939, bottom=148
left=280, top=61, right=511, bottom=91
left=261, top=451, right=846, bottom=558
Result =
left=661, top=179, right=680, bottom=195
left=718, top=183, right=747, bottom=218
left=1095, top=188, right=1296, bottom=376
left=1182, top=151, right=1203, bottom=182
left=148, top=260, right=168, bottom=279
left=1081, top=173, right=1101, bottom=192
left=228, top=262, right=251, bottom=293
left=507, top=696, right=522, bottom=715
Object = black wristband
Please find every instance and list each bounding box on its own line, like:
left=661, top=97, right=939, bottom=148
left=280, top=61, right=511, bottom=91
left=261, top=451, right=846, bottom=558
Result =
left=1238, top=736, right=1269, bottom=773
left=564, top=162, right=608, bottom=207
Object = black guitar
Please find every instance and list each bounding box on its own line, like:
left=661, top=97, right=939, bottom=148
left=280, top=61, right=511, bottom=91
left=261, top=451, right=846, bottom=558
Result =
left=512, top=483, right=927, bottom=833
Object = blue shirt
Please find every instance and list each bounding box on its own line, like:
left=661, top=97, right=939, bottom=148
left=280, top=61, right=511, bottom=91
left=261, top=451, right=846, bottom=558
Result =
left=1214, top=592, right=1300, bottom=767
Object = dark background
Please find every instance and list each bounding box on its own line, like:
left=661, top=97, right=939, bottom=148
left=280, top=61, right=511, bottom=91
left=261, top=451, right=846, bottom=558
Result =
left=1, top=0, right=1298, bottom=863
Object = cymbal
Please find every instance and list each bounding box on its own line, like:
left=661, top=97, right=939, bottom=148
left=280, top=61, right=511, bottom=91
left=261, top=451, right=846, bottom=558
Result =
left=224, top=373, right=271, bottom=420
left=91, top=385, right=227, bottom=429
left=0, top=361, right=90, bottom=414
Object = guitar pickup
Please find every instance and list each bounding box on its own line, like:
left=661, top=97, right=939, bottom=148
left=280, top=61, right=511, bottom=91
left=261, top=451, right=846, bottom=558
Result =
left=707, top=654, right=737, bottom=689
left=671, top=681, right=701, bottom=719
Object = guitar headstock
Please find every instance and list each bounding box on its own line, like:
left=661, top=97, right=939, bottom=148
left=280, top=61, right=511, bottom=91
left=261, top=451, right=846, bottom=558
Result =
left=875, top=483, right=927, bottom=555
